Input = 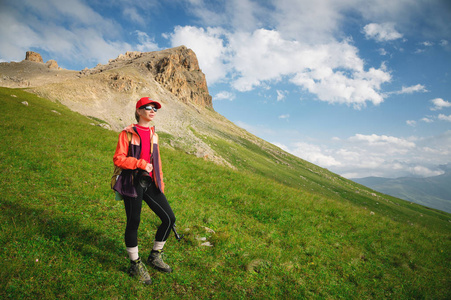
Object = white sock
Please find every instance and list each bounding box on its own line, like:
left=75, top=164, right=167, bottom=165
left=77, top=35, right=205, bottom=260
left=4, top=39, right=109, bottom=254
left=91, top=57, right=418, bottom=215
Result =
left=126, top=246, right=139, bottom=261
left=152, top=241, right=166, bottom=251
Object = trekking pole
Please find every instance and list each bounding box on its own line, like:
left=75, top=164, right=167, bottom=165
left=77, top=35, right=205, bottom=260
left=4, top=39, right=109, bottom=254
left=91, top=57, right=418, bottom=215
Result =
left=172, top=224, right=184, bottom=241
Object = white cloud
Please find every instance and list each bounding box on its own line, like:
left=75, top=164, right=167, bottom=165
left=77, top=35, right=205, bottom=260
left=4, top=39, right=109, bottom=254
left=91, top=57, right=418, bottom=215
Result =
left=21, top=0, right=113, bottom=28
left=438, top=114, right=451, bottom=122
left=409, top=165, right=442, bottom=177
left=228, top=29, right=301, bottom=91
left=182, top=0, right=264, bottom=32
left=290, top=142, right=342, bottom=167
left=167, top=26, right=230, bottom=84
left=398, top=84, right=428, bottom=94
left=0, top=0, right=132, bottom=69
left=384, top=84, right=428, bottom=97
left=430, top=98, right=451, bottom=111
left=134, top=31, right=159, bottom=52
left=291, top=62, right=391, bottom=108
left=123, top=7, right=145, bottom=25
left=224, top=0, right=265, bottom=32
left=363, top=23, right=403, bottom=42
left=272, top=142, right=290, bottom=153
left=213, top=91, right=235, bottom=101
left=168, top=26, right=361, bottom=105
left=421, top=117, right=434, bottom=123
left=414, top=40, right=437, bottom=54
left=67, top=29, right=133, bottom=67
left=279, top=131, right=451, bottom=178
left=414, top=48, right=426, bottom=54
left=0, top=10, right=40, bottom=61
left=276, top=90, right=288, bottom=101
left=378, top=48, right=388, bottom=55
left=349, top=134, right=415, bottom=153
left=272, top=0, right=347, bottom=44
left=279, top=114, right=290, bottom=119
left=406, top=120, right=416, bottom=127
left=162, top=16, right=391, bottom=108
left=225, top=29, right=390, bottom=107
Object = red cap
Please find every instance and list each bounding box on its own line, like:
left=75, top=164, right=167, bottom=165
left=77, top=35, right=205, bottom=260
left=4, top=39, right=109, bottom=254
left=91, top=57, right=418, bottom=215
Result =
left=136, top=97, right=161, bottom=109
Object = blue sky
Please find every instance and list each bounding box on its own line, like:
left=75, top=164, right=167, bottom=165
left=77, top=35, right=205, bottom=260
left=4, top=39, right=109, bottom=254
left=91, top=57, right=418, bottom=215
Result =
left=1, top=0, right=450, bottom=178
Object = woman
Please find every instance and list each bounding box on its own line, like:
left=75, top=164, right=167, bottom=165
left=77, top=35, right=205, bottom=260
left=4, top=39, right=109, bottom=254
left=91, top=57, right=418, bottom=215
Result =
left=112, top=97, right=176, bottom=285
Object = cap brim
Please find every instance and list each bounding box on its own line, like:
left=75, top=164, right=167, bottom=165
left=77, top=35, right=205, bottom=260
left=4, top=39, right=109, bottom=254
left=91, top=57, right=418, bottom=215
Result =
left=150, top=101, right=161, bottom=109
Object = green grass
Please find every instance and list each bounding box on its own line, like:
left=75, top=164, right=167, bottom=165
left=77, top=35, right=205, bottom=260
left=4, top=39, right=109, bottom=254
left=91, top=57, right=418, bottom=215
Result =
left=1, top=87, right=450, bottom=299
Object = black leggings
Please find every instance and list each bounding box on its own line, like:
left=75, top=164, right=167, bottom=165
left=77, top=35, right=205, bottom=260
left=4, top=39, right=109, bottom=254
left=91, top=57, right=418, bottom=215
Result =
left=123, top=180, right=175, bottom=248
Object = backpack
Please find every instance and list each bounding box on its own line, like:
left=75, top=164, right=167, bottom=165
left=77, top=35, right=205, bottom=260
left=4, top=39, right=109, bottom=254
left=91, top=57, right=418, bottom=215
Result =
left=110, top=131, right=133, bottom=190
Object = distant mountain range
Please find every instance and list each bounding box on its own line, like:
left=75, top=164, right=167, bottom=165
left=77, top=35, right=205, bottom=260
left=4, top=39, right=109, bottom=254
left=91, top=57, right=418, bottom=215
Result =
left=352, top=165, right=451, bottom=213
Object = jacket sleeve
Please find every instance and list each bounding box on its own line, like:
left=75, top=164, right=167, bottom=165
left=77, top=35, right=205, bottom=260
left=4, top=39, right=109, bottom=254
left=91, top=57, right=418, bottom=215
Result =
left=113, top=131, right=148, bottom=170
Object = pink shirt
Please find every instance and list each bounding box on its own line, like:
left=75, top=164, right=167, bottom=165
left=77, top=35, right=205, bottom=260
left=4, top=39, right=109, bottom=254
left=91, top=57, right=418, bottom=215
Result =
left=135, top=124, right=152, bottom=163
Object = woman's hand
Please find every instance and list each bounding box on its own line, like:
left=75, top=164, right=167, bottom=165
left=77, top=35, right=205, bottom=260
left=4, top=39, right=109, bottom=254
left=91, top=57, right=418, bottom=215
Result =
left=145, top=163, right=153, bottom=173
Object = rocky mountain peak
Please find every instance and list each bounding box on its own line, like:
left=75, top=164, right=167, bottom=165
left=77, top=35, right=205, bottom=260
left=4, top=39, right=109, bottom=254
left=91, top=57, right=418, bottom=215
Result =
left=148, top=46, right=212, bottom=108
left=79, top=46, right=212, bottom=108
left=117, top=46, right=211, bottom=108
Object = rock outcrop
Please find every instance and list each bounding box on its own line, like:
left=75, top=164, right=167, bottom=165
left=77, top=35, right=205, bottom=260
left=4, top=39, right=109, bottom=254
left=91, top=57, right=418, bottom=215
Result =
left=1, top=52, right=73, bottom=87
left=96, top=46, right=212, bottom=108
left=25, top=51, right=43, bottom=63
left=150, top=47, right=212, bottom=108
left=24, top=51, right=60, bottom=69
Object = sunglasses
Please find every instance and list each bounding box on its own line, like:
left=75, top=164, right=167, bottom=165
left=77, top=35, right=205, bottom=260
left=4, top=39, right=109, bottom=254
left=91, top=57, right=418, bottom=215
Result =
left=143, top=106, right=158, bottom=112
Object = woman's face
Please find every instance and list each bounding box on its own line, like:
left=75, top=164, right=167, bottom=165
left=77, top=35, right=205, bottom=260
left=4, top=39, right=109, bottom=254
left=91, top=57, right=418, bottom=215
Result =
left=138, top=104, right=157, bottom=122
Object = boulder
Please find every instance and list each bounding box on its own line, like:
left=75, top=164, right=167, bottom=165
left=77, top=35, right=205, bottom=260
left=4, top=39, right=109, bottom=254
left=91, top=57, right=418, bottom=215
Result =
left=46, top=59, right=59, bottom=69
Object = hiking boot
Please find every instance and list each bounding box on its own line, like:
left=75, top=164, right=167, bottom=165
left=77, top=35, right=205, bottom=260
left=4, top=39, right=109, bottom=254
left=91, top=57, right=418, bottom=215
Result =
left=147, top=250, right=173, bottom=273
left=128, top=257, right=152, bottom=285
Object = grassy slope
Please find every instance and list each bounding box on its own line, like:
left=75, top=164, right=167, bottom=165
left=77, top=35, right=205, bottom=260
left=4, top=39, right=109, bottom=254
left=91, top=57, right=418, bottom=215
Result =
left=0, top=87, right=450, bottom=299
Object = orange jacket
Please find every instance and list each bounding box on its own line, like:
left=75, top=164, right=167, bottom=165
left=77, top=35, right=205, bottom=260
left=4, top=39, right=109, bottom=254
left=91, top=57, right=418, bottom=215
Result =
left=113, top=124, right=165, bottom=194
